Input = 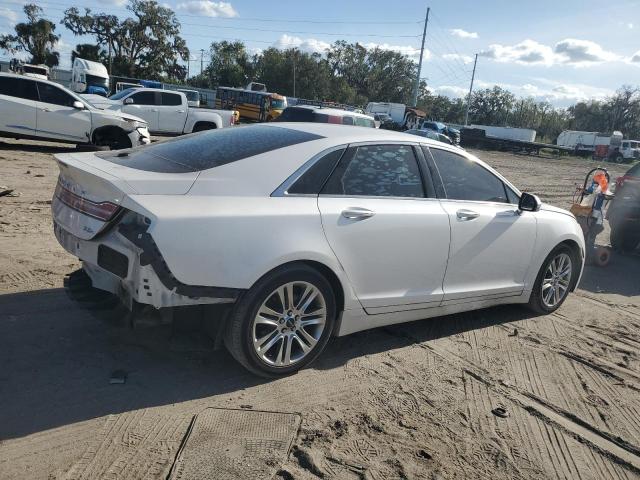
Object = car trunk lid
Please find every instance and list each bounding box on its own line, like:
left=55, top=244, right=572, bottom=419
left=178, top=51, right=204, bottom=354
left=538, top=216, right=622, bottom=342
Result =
left=52, top=152, right=199, bottom=240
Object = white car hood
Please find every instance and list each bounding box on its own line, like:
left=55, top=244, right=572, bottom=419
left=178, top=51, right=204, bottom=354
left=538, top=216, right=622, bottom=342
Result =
left=541, top=203, right=574, bottom=218
left=89, top=107, right=146, bottom=125
left=83, top=95, right=120, bottom=109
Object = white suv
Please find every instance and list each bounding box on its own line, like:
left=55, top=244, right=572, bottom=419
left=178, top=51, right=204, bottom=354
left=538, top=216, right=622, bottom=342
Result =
left=0, top=73, right=150, bottom=149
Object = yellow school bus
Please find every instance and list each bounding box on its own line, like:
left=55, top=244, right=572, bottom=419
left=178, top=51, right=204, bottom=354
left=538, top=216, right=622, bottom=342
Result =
left=215, top=87, right=287, bottom=122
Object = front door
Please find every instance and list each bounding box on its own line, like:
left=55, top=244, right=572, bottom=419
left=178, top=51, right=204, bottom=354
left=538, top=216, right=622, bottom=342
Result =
left=427, top=147, right=537, bottom=301
left=157, top=92, right=187, bottom=133
left=35, top=82, right=91, bottom=143
left=122, top=90, right=159, bottom=131
left=318, top=144, right=451, bottom=313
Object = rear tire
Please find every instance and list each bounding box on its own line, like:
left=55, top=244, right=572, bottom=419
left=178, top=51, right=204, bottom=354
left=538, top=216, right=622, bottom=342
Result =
left=225, top=264, right=336, bottom=377
left=611, top=225, right=639, bottom=253
left=527, top=245, right=578, bottom=314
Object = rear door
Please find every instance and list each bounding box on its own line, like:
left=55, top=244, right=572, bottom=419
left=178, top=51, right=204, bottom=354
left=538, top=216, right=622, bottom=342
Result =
left=426, top=146, right=537, bottom=302
left=318, top=143, right=451, bottom=313
left=158, top=92, right=187, bottom=133
left=122, top=90, right=159, bottom=131
left=35, top=82, right=92, bottom=143
left=0, top=76, right=39, bottom=136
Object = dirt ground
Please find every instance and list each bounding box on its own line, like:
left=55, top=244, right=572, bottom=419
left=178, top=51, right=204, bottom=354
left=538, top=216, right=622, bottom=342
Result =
left=0, top=139, right=639, bottom=480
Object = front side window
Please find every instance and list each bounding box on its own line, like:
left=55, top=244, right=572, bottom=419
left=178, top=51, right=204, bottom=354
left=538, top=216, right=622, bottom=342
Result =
left=322, top=145, right=424, bottom=198
left=36, top=83, right=76, bottom=107
left=429, top=147, right=510, bottom=203
left=0, top=76, right=39, bottom=101
left=129, top=91, right=157, bottom=105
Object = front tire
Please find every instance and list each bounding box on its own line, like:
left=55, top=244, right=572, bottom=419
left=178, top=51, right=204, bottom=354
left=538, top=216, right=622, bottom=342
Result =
left=528, top=246, right=577, bottom=314
left=225, top=264, right=336, bottom=377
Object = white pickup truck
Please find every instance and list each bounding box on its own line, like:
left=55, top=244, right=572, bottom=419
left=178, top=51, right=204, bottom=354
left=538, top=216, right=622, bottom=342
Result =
left=0, top=73, right=150, bottom=149
left=85, top=88, right=237, bottom=135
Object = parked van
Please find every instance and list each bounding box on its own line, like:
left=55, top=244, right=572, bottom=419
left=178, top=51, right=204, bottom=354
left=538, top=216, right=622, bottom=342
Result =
left=275, top=105, right=375, bottom=128
left=70, top=58, right=109, bottom=96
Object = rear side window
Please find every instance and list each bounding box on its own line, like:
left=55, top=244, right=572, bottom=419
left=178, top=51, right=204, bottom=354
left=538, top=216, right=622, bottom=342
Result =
left=342, top=116, right=354, bottom=125
left=129, top=91, right=157, bottom=105
left=98, top=125, right=324, bottom=173
left=429, top=148, right=509, bottom=203
left=0, top=76, right=38, bottom=101
left=36, top=83, right=76, bottom=107
left=322, top=144, right=424, bottom=198
left=287, top=148, right=345, bottom=194
left=161, top=92, right=182, bottom=106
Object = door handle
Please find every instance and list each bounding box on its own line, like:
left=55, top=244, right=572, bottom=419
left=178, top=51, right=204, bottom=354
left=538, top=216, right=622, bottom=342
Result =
left=341, top=208, right=375, bottom=220
left=150, top=109, right=159, bottom=112
left=176, top=110, right=185, bottom=113
left=40, top=107, right=51, bottom=112
left=456, top=209, right=480, bottom=221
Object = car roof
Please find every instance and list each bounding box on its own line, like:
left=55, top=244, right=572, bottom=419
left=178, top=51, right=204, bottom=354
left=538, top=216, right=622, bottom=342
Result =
left=288, top=105, right=372, bottom=119
left=271, top=122, right=443, bottom=144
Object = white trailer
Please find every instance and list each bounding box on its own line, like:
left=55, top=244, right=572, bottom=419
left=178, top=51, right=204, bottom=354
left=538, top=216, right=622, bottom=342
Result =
left=470, top=124, right=536, bottom=142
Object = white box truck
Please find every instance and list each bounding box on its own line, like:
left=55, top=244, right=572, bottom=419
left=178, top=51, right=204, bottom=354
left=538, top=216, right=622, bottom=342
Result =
left=365, top=102, right=424, bottom=129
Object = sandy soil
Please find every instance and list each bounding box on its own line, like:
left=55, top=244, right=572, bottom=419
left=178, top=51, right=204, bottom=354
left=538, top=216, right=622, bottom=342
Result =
left=0, top=139, right=639, bottom=480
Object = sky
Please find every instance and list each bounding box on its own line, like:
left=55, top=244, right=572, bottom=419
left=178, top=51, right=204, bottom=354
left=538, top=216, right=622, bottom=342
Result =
left=0, top=0, right=639, bottom=107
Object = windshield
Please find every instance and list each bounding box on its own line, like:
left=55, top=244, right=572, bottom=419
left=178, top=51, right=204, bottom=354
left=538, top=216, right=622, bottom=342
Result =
left=109, top=88, right=136, bottom=100
left=23, top=66, right=47, bottom=75
left=180, top=91, right=199, bottom=102
left=86, top=74, right=108, bottom=88
left=271, top=98, right=286, bottom=109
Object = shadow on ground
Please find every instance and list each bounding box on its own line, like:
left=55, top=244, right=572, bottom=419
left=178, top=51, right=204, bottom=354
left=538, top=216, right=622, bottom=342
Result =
left=0, top=140, right=94, bottom=154
left=578, top=250, right=640, bottom=297
left=1, top=253, right=636, bottom=440
left=0, top=287, right=535, bottom=440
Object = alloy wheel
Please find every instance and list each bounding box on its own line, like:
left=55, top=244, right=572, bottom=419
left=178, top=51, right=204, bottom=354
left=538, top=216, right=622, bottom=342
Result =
left=251, top=281, right=327, bottom=367
left=541, top=252, right=572, bottom=308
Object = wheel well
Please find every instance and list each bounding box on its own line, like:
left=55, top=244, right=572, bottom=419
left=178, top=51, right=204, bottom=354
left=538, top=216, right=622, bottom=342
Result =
left=92, top=125, right=127, bottom=143
left=557, top=239, right=583, bottom=291
left=193, top=121, right=217, bottom=131
left=298, top=260, right=345, bottom=314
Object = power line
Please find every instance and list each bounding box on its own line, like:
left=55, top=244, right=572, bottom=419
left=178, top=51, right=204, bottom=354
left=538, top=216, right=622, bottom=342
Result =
left=24, top=0, right=423, bottom=25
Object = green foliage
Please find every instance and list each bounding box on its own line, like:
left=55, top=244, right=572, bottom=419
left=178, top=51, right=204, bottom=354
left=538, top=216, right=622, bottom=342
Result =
left=0, top=4, right=60, bottom=67
left=71, top=44, right=108, bottom=63
left=62, top=0, right=189, bottom=80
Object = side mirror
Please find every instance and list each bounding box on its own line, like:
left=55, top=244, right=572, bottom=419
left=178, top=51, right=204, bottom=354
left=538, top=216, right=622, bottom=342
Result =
left=72, top=100, right=85, bottom=110
left=518, top=192, right=541, bottom=212
left=124, top=97, right=134, bottom=104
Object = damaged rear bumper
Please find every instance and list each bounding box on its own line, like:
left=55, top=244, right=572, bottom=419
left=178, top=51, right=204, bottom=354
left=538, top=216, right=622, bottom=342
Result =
left=54, top=216, right=244, bottom=310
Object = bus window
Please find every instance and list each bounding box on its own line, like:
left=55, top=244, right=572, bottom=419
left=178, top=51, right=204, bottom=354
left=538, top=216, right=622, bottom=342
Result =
left=271, top=97, right=286, bottom=109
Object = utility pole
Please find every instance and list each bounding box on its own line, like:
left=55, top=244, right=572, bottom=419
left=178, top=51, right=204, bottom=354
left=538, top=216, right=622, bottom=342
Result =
left=186, top=56, right=190, bottom=84
left=200, top=48, right=205, bottom=76
left=411, top=6, right=430, bottom=107
left=292, top=50, right=297, bottom=98
left=464, top=53, right=478, bottom=126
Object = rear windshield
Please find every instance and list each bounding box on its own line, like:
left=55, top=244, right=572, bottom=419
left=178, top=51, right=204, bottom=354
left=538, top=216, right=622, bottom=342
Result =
left=97, top=125, right=324, bottom=173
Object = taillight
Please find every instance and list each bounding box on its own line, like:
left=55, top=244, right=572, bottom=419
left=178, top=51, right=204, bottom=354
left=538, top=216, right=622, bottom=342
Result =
left=55, top=182, right=120, bottom=221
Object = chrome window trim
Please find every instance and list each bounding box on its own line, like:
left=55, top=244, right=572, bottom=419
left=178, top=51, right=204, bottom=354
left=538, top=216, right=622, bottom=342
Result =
left=271, top=144, right=348, bottom=197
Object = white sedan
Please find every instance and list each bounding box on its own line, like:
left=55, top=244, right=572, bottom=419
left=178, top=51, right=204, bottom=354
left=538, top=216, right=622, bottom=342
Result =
left=51, top=124, right=585, bottom=376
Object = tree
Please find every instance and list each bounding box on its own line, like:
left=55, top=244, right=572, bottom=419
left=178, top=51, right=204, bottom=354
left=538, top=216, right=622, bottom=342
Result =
left=0, top=4, right=59, bottom=67
left=71, top=43, right=108, bottom=63
left=62, top=0, right=189, bottom=79
left=203, top=41, right=254, bottom=88
left=469, top=86, right=516, bottom=126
